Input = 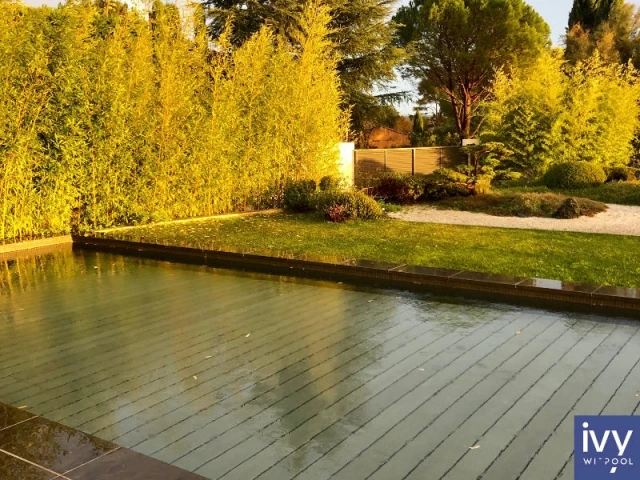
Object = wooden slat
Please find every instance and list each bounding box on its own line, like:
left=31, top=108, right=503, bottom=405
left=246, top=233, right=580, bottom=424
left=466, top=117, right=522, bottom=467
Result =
left=354, top=147, right=465, bottom=182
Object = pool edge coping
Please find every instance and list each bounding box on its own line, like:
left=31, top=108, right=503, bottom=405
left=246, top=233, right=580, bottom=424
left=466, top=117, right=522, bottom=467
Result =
left=71, top=235, right=640, bottom=317
left=0, top=236, right=72, bottom=258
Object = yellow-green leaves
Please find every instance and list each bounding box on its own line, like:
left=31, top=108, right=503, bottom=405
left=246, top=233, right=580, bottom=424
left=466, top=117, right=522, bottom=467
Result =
left=483, top=49, right=640, bottom=176
left=0, top=0, right=346, bottom=241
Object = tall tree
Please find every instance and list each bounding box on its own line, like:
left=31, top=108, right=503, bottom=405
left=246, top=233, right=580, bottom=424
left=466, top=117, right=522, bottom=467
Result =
left=568, top=0, right=621, bottom=31
left=565, top=0, right=640, bottom=66
left=202, top=0, right=405, bottom=137
left=394, top=0, right=550, bottom=141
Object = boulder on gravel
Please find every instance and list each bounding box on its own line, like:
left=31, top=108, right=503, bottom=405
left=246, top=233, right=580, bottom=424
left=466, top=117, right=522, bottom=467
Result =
left=552, top=198, right=581, bottom=219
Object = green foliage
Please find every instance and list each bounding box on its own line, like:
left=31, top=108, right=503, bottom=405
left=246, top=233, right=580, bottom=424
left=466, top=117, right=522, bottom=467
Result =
left=568, top=0, right=622, bottom=31
left=460, top=142, right=513, bottom=178
left=283, top=180, right=317, bottom=212
left=566, top=0, right=639, bottom=67
left=605, top=166, right=637, bottom=182
left=499, top=182, right=640, bottom=205
left=560, top=53, right=640, bottom=165
left=203, top=0, right=404, bottom=138
left=543, top=162, right=607, bottom=189
left=0, top=0, right=347, bottom=240
left=394, top=0, right=550, bottom=140
left=421, top=175, right=473, bottom=201
left=373, top=173, right=425, bottom=204
left=376, top=200, right=403, bottom=213
left=435, top=192, right=607, bottom=218
left=317, top=191, right=384, bottom=221
left=319, top=175, right=340, bottom=192
left=484, top=50, right=640, bottom=174
left=432, top=168, right=468, bottom=183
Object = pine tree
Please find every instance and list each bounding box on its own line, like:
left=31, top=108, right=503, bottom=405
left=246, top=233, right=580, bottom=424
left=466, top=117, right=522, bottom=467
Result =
left=394, top=0, right=550, bottom=141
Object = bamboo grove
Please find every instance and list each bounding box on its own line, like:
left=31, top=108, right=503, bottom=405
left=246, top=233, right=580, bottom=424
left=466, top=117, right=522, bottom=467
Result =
left=0, top=0, right=348, bottom=240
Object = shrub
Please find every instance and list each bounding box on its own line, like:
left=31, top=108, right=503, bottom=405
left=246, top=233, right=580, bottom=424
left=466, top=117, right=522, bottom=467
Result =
left=493, top=171, right=523, bottom=183
left=373, top=173, right=424, bottom=203
left=421, top=174, right=473, bottom=201
left=473, top=175, right=493, bottom=195
left=605, top=166, right=636, bottom=183
left=319, top=175, right=340, bottom=191
left=432, top=168, right=468, bottom=183
left=283, top=180, right=317, bottom=212
left=317, top=191, right=384, bottom=221
left=326, top=204, right=348, bottom=223
left=434, top=192, right=607, bottom=218
left=543, top=162, right=606, bottom=189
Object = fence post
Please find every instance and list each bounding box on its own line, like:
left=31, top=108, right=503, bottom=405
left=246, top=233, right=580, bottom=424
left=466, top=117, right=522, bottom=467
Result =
left=384, top=149, right=387, bottom=172
left=411, top=149, right=415, bottom=176
left=352, top=149, right=357, bottom=184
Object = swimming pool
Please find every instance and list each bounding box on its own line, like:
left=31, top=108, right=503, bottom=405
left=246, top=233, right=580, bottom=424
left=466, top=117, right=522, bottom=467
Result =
left=2, top=248, right=639, bottom=479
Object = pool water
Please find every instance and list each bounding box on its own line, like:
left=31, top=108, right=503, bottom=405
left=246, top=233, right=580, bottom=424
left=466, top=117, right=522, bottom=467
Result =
left=1, top=248, right=639, bottom=480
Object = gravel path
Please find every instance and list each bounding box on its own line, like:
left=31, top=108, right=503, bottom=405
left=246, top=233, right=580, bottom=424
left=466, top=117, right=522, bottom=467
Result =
left=389, top=204, right=640, bottom=236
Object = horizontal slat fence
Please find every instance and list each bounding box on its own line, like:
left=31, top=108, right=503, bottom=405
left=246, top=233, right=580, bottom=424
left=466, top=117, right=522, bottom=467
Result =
left=354, top=146, right=465, bottom=184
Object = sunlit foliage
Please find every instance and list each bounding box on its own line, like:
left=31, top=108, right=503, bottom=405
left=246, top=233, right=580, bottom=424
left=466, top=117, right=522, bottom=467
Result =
left=0, top=0, right=348, bottom=240
left=483, top=50, right=640, bottom=177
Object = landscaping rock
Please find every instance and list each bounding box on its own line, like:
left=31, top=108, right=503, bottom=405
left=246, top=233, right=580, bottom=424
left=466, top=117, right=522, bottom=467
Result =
left=552, top=198, right=581, bottom=219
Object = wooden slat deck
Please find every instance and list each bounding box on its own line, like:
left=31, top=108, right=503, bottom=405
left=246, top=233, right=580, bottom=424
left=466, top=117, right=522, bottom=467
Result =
left=1, top=250, right=640, bottom=480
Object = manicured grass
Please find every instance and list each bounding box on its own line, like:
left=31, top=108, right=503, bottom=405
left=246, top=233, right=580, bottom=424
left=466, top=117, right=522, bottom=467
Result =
left=106, top=213, right=640, bottom=288
left=432, top=192, right=607, bottom=218
left=499, top=182, right=640, bottom=206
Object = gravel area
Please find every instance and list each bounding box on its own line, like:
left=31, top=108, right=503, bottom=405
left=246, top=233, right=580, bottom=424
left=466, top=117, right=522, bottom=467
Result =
left=389, top=203, right=640, bottom=236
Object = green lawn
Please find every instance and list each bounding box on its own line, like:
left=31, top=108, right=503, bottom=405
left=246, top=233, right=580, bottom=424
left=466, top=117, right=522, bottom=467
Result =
left=498, top=182, right=640, bottom=206
left=106, top=213, right=640, bottom=288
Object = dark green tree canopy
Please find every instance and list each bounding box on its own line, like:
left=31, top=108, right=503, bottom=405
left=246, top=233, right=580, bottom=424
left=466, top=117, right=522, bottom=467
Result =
left=394, top=0, right=550, bottom=140
left=568, top=0, right=622, bottom=31
left=565, top=0, right=639, bottom=66
left=203, top=0, right=405, bottom=137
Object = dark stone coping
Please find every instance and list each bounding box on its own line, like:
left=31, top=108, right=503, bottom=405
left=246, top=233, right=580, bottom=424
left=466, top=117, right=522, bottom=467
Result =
left=0, top=402, right=206, bottom=480
left=72, top=235, right=640, bottom=318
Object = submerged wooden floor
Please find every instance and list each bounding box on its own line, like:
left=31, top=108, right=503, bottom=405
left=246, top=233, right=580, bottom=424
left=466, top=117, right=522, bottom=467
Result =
left=1, top=250, right=640, bottom=480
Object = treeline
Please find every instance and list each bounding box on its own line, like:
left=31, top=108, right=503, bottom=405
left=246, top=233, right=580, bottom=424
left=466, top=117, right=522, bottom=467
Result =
left=0, top=0, right=347, bottom=241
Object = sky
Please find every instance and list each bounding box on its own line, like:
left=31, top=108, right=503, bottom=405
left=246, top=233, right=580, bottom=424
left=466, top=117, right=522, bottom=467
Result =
left=21, top=0, right=640, bottom=113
